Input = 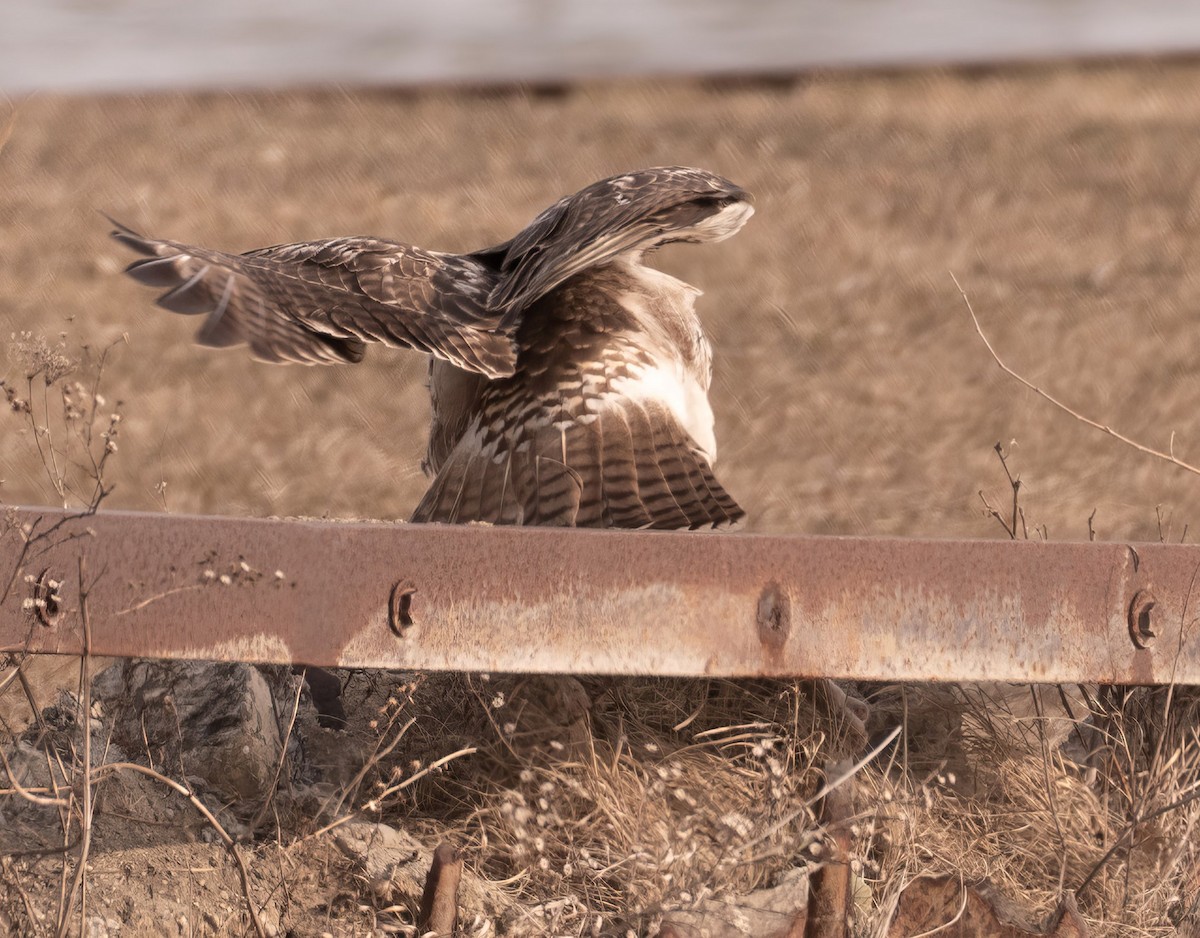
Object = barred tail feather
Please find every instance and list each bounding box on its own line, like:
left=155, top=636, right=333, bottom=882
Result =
left=410, top=400, right=743, bottom=530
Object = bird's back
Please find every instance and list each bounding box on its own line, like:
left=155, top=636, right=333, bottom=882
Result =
left=413, top=260, right=741, bottom=529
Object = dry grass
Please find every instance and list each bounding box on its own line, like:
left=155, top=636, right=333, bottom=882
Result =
left=3, top=625, right=1200, bottom=933
left=848, top=683, right=1200, bottom=936
left=309, top=673, right=856, bottom=934
left=4, top=63, right=1200, bottom=538
left=5, top=338, right=1194, bottom=934
left=451, top=679, right=844, bottom=930
left=309, top=670, right=1200, bottom=936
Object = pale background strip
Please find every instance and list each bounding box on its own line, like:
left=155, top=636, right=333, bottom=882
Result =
left=2, top=0, right=1199, bottom=94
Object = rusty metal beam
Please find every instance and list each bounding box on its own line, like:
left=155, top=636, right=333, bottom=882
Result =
left=1, top=506, right=1198, bottom=683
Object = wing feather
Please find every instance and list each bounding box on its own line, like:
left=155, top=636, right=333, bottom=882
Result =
left=488, top=166, right=747, bottom=317
left=111, top=220, right=517, bottom=375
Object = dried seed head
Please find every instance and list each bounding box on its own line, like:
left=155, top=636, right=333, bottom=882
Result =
left=8, top=332, right=77, bottom=384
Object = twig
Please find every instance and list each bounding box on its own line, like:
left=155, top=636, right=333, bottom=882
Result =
left=293, top=812, right=359, bottom=847
left=741, top=725, right=902, bottom=853
left=807, top=759, right=854, bottom=938
left=327, top=716, right=417, bottom=818
left=56, top=557, right=96, bottom=938
left=955, top=273, right=1200, bottom=477
left=0, top=660, right=23, bottom=698
left=977, top=491, right=1013, bottom=539
left=115, top=583, right=204, bottom=616
left=15, top=663, right=45, bottom=733
left=364, top=746, right=478, bottom=810
left=978, top=443, right=1026, bottom=539
left=29, top=377, right=66, bottom=502
left=0, top=501, right=101, bottom=611
left=249, top=671, right=305, bottom=832
left=1029, top=688, right=1069, bottom=896
left=1076, top=766, right=1200, bottom=899
left=1, top=856, right=42, bottom=933
left=0, top=743, right=68, bottom=807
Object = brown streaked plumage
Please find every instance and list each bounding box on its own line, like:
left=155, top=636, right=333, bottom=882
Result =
left=112, top=166, right=753, bottom=529
left=109, top=226, right=517, bottom=376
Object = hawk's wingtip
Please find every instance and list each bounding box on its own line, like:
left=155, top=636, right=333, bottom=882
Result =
left=105, top=213, right=161, bottom=258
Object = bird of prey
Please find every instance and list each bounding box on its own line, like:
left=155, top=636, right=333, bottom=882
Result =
left=111, top=166, right=753, bottom=529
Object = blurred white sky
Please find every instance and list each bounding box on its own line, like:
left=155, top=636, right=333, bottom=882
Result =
left=2, top=0, right=1200, bottom=93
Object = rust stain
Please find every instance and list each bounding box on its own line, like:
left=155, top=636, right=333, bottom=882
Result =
left=2, top=506, right=1200, bottom=682
left=756, top=581, right=791, bottom=669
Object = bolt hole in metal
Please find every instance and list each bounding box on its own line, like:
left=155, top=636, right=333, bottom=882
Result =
left=33, top=569, right=64, bottom=627
left=1128, top=589, right=1157, bottom=649
left=756, top=581, right=791, bottom=651
left=389, top=582, right=417, bottom=636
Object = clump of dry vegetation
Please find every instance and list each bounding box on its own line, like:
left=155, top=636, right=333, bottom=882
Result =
left=857, top=684, right=1200, bottom=935
left=450, top=678, right=844, bottom=928
left=2, top=331, right=124, bottom=513
left=329, top=672, right=1197, bottom=936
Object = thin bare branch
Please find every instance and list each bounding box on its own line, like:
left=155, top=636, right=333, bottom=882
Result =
left=955, top=273, right=1200, bottom=477
left=56, top=558, right=96, bottom=938
left=249, top=672, right=305, bottom=832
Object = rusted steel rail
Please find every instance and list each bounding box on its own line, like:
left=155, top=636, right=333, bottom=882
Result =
left=1, top=506, right=1197, bottom=683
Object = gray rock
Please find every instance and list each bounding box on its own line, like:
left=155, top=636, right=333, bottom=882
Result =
left=85, top=916, right=122, bottom=938
left=661, top=868, right=811, bottom=938
left=99, top=660, right=295, bottom=807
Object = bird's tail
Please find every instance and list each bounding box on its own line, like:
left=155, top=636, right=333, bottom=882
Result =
left=411, top=398, right=744, bottom=529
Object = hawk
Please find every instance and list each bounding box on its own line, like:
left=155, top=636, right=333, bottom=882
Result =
left=112, top=166, right=753, bottom=529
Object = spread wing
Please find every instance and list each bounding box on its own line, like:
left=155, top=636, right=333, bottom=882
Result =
left=410, top=396, right=743, bottom=530
left=488, top=166, right=746, bottom=317
left=110, top=220, right=517, bottom=377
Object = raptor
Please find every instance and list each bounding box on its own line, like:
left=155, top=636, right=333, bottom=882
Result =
left=112, top=166, right=753, bottom=529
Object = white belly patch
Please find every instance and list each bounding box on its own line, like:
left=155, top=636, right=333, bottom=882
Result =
left=609, top=362, right=717, bottom=464
left=609, top=261, right=719, bottom=463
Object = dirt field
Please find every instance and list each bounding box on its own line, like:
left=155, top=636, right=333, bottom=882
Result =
left=5, top=62, right=1200, bottom=937
left=3, top=62, right=1200, bottom=539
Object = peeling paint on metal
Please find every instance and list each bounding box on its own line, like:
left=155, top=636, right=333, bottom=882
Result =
left=3, top=507, right=1200, bottom=683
